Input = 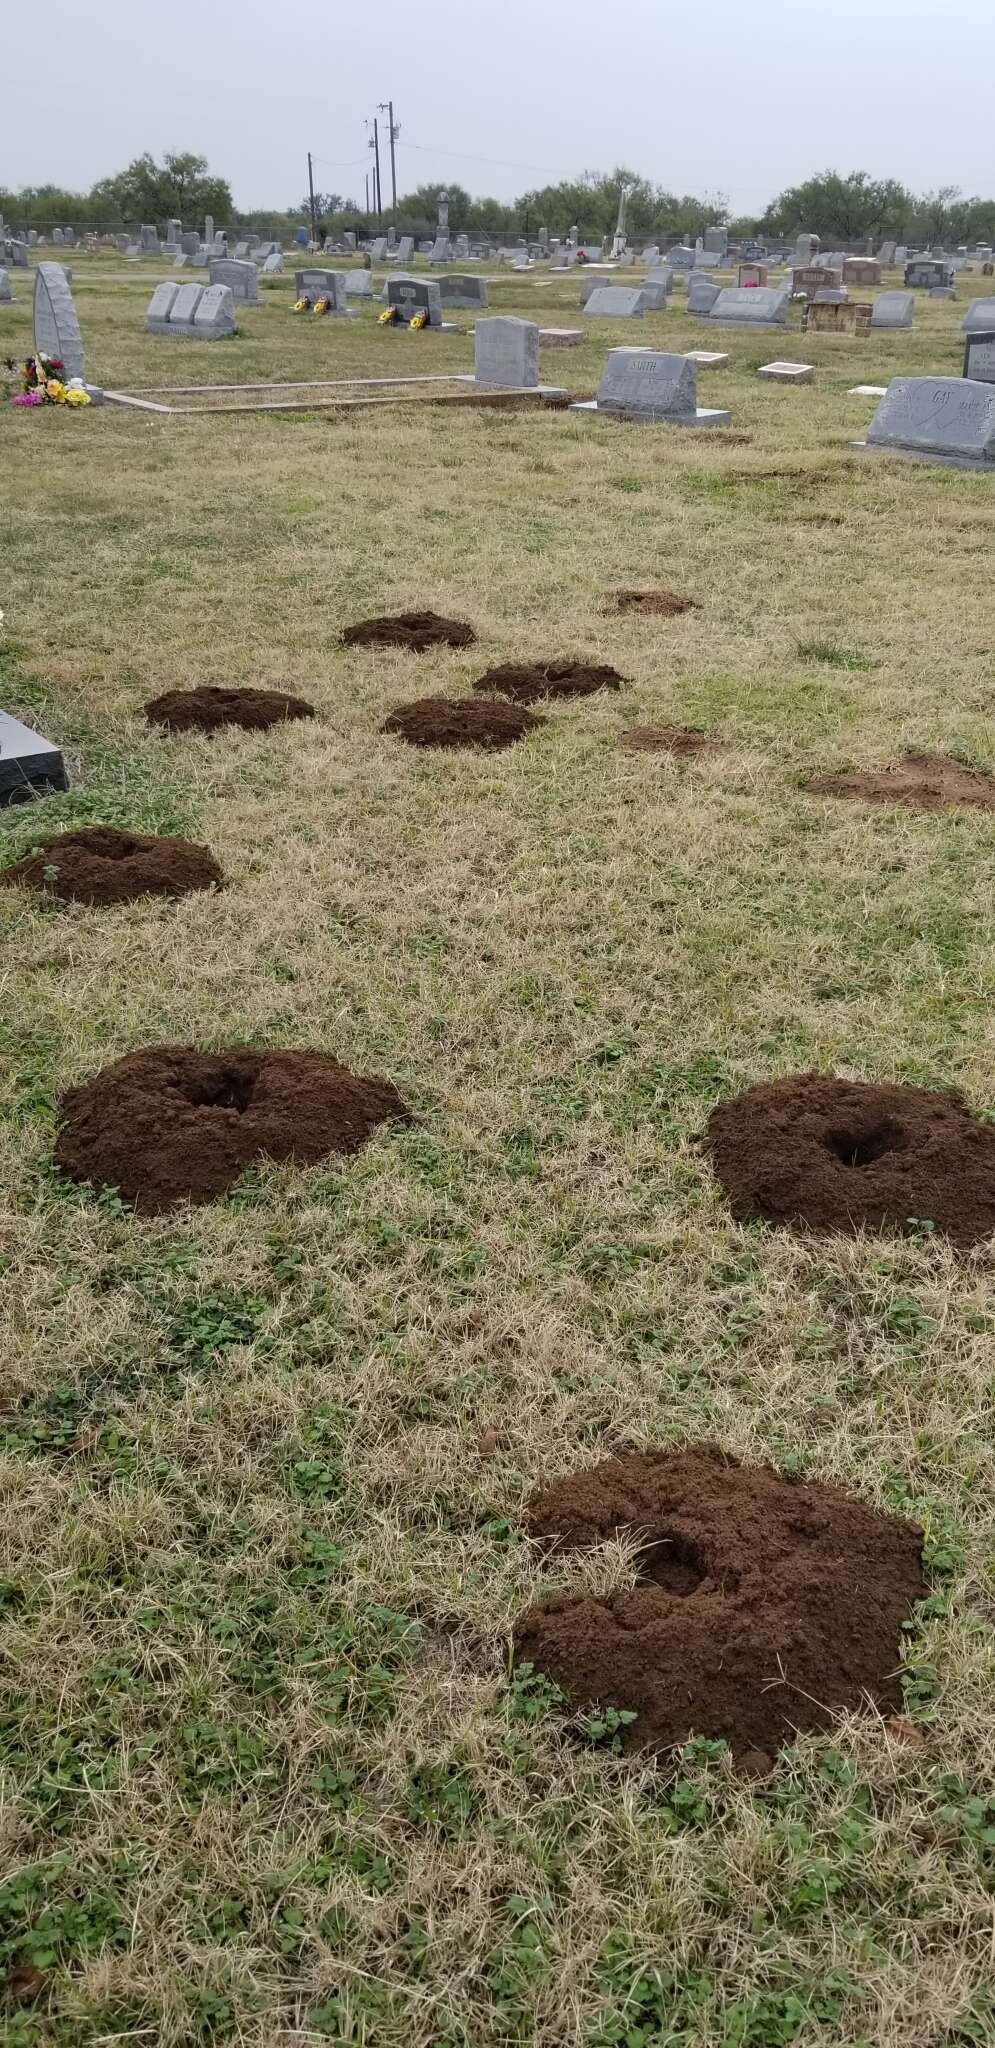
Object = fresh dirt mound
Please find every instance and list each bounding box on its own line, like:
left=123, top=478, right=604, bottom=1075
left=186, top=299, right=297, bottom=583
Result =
left=55, top=1046, right=410, bottom=1212
left=473, top=661, right=624, bottom=705
left=607, top=590, right=701, bottom=617
left=342, top=612, right=476, bottom=652
left=515, top=1444, right=925, bottom=1766
left=0, top=826, right=224, bottom=907
left=381, top=696, right=543, bottom=750
left=707, top=1073, right=995, bottom=1246
left=803, top=752, right=995, bottom=812
left=621, top=725, right=714, bottom=757
left=145, top=687, right=315, bottom=735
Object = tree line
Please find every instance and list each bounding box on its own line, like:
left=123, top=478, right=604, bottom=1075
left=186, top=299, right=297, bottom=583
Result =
left=5, top=156, right=995, bottom=248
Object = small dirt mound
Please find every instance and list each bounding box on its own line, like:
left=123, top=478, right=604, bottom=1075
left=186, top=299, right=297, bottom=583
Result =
left=146, top=688, right=315, bottom=736
left=621, top=725, right=714, bottom=757
left=55, top=1046, right=410, bottom=1212
left=0, top=826, right=224, bottom=906
left=515, top=1444, right=924, bottom=1764
left=607, top=589, right=701, bottom=617
left=803, top=752, right=995, bottom=812
left=382, top=695, right=543, bottom=750
left=707, top=1072, right=995, bottom=1245
left=342, top=612, right=476, bottom=652
left=473, top=661, right=624, bottom=705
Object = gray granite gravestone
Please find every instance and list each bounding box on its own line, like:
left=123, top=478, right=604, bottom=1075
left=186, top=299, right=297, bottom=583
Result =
left=574, top=347, right=730, bottom=426
left=700, top=285, right=790, bottom=327
left=33, top=263, right=85, bottom=381
left=181, top=230, right=201, bottom=256
left=192, top=285, right=237, bottom=338
left=0, top=271, right=11, bottom=303
left=52, top=227, right=64, bottom=246
left=437, top=274, right=488, bottom=309
left=858, top=376, right=995, bottom=467
left=474, top=316, right=539, bottom=387
left=208, top=258, right=259, bottom=304
left=388, top=236, right=414, bottom=265
left=386, top=276, right=444, bottom=327
left=962, top=298, right=995, bottom=331
left=261, top=251, right=284, bottom=274
left=0, top=709, right=69, bottom=806
left=139, top=224, right=158, bottom=252
left=233, top=241, right=249, bottom=259
left=584, top=286, right=645, bottom=317
left=871, top=291, right=914, bottom=328
left=294, top=269, right=351, bottom=313
left=687, top=274, right=721, bottom=314
left=963, top=333, right=995, bottom=383
left=146, top=282, right=180, bottom=334
left=430, top=237, right=451, bottom=263
left=637, top=279, right=670, bottom=311
left=6, top=240, right=28, bottom=268
left=369, top=236, right=387, bottom=262
left=170, top=282, right=206, bottom=326
left=704, top=226, right=728, bottom=258
left=580, top=272, right=608, bottom=306
left=904, top=258, right=953, bottom=289
left=644, top=266, right=673, bottom=294
left=345, top=270, right=373, bottom=296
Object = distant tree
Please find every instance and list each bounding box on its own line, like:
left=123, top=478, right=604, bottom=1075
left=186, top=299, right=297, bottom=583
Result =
left=90, top=151, right=233, bottom=226
left=761, top=169, right=910, bottom=242
left=394, top=181, right=474, bottom=231
left=514, top=168, right=721, bottom=242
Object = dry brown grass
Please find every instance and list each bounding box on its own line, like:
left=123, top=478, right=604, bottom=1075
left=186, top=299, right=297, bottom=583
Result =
left=0, top=256, right=993, bottom=2046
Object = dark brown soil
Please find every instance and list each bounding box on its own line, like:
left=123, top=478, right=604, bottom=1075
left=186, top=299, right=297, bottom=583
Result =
left=803, top=752, right=995, bottom=811
left=473, top=661, right=624, bottom=705
left=515, top=1444, right=925, bottom=1765
left=607, top=590, right=701, bottom=617
left=342, top=612, right=476, bottom=652
left=55, top=1046, right=410, bottom=1212
left=0, top=826, right=224, bottom=906
left=621, top=725, right=715, bottom=757
left=145, top=688, right=315, bottom=735
left=381, top=695, right=544, bottom=750
left=707, top=1072, right=995, bottom=1245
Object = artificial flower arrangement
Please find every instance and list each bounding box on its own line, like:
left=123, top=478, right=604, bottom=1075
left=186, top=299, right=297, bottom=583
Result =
left=4, top=353, right=91, bottom=408
left=408, top=309, right=429, bottom=330
left=313, top=296, right=331, bottom=315
left=378, top=305, right=400, bottom=325
left=292, top=296, right=312, bottom=313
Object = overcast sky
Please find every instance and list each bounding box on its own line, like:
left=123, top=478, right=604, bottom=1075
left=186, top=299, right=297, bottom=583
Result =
left=8, top=0, right=995, bottom=215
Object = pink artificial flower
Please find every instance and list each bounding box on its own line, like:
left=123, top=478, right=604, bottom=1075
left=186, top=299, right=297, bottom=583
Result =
left=12, top=390, right=43, bottom=406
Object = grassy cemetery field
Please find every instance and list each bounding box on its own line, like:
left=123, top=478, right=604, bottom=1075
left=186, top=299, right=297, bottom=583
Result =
left=1, top=249, right=994, bottom=2046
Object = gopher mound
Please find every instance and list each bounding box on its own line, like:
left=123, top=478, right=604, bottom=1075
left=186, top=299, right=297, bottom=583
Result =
left=607, top=589, right=701, bottom=617
left=515, top=1444, right=925, bottom=1765
left=382, top=695, right=544, bottom=750
left=473, top=661, right=624, bottom=706
left=342, top=612, right=476, bottom=652
left=621, top=725, right=714, bottom=757
left=55, top=1046, right=410, bottom=1212
left=803, top=752, right=995, bottom=812
left=707, top=1073, right=995, bottom=1246
left=146, top=688, right=314, bottom=736
left=0, top=826, right=224, bottom=907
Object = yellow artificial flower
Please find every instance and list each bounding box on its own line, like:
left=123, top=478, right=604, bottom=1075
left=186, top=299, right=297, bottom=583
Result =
left=313, top=296, right=331, bottom=314
left=64, top=387, right=91, bottom=407
left=46, top=379, right=67, bottom=402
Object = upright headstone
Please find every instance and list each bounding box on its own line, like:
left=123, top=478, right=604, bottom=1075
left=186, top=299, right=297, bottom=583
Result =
left=140, top=224, right=158, bottom=252
left=584, top=347, right=730, bottom=425
left=962, top=298, right=995, bottom=332
left=793, top=232, right=820, bottom=265
left=180, top=230, right=201, bottom=256
left=369, top=236, right=387, bottom=262
left=704, top=226, right=728, bottom=259
left=386, top=276, right=443, bottom=327
left=580, top=272, right=608, bottom=306
left=687, top=274, right=721, bottom=314
left=861, top=376, right=995, bottom=467
left=842, top=257, right=881, bottom=286
left=52, top=227, right=64, bottom=246
left=583, top=286, right=645, bottom=317
left=437, top=274, right=488, bottom=310
left=166, top=218, right=182, bottom=246
left=146, top=281, right=180, bottom=334
left=430, top=237, right=451, bottom=263
left=294, top=269, right=350, bottom=311
left=392, top=236, right=414, bottom=265
left=669, top=245, right=695, bottom=271
left=963, top=332, right=995, bottom=383
left=345, top=270, right=373, bottom=296
left=871, top=291, right=914, bottom=329
left=261, top=251, right=284, bottom=274
left=738, top=262, right=768, bottom=287
left=208, top=258, right=259, bottom=304
left=474, top=316, right=539, bottom=388
left=0, top=270, right=12, bottom=304
left=905, top=258, right=954, bottom=289
left=192, top=285, right=237, bottom=338
left=33, top=263, right=85, bottom=381
left=793, top=265, right=842, bottom=299
left=204, top=215, right=214, bottom=247
left=878, top=241, right=897, bottom=267
left=0, top=710, right=69, bottom=806
left=637, top=279, right=670, bottom=311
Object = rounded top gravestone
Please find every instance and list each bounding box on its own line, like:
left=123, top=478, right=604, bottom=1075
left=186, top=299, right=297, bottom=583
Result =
left=33, top=262, right=85, bottom=382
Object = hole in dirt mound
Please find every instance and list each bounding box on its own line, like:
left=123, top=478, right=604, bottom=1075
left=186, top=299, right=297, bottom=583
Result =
left=381, top=695, right=544, bottom=750
left=707, top=1073, right=995, bottom=1245
left=607, top=589, right=701, bottom=617
left=0, top=827, right=224, bottom=907
left=54, top=1046, right=411, bottom=1213
left=145, top=688, right=315, bottom=735
left=342, top=612, right=476, bottom=652
left=515, top=1444, right=925, bottom=1764
left=621, top=725, right=715, bottom=758
left=473, top=661, right=624, bottom=706
left=803, top=753, right=995, bottom=812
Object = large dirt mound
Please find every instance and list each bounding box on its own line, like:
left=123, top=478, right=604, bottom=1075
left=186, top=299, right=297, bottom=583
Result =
left=474, top=660, right=624, bottom=705
left=607, top=589, right=701, bottom=617
left=621, top=725, right=714, bottom=757
left=145, top=688, right=315, bottom=735
left=803, top=752, right=995, bottom=811
left=381, top=695, right=544, bottom=750
left=55, top=1046, right=410, bottom=1212
left=516, top=1444, right=924, bottom=1765
left=707, top=1072, right=995, bottom=1245
left=0, top=826, right=223, bottom=906
left=342, top=612, right=476, bottom=651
